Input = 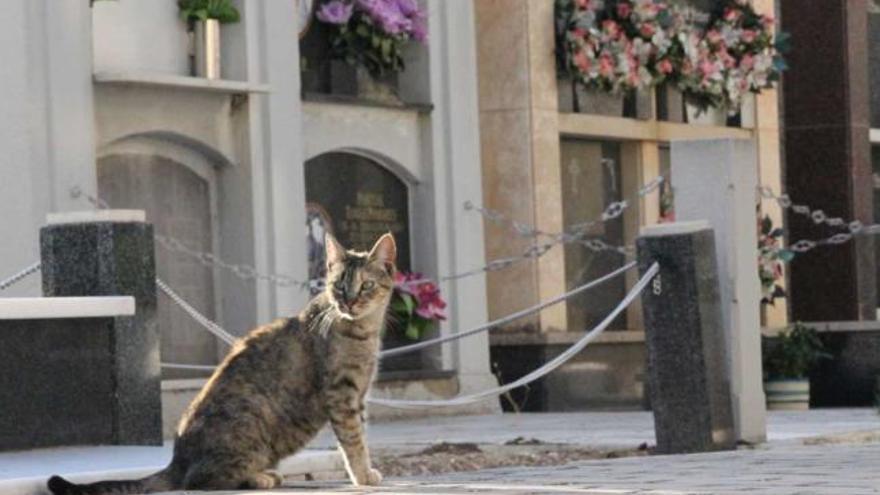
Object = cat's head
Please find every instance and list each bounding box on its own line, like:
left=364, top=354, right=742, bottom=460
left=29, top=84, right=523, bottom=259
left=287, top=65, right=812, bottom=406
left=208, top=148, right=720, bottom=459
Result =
left=324, top=233, right=397, bottom=321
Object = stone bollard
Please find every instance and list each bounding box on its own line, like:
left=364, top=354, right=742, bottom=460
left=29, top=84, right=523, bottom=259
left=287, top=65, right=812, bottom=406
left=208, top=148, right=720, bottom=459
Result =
left=637, top=221, right=736, bottom=454
left=40, top=210, right=162, bottom=445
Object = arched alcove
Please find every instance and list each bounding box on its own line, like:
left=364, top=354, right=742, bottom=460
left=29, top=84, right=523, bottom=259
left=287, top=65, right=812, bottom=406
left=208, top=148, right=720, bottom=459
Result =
left=97, top=150, right=219, bottom=378
left=305, top=151, right=423, bottom=370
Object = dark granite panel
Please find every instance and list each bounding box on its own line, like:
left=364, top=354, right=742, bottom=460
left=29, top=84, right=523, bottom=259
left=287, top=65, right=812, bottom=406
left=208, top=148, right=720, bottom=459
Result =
left=870, top=13, right=880, bottom=127
left=637, top=227, right=735, bottom=454
left=781, top=0, right=875, bottom=321
left=0, top=318, right=116, bottom=451
left=780, top=0, right=848, bottom=129
left=40, top=220, right=161, bottom=446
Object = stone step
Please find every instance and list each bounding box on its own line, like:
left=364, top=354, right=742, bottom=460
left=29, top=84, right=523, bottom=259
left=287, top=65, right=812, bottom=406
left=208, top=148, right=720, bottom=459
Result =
left=0, top=444, right=342, bottom=495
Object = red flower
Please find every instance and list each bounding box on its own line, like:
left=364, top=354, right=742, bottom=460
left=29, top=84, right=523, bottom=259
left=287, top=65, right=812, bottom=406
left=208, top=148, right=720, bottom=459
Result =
left=616, top=2, right=632, bottom=18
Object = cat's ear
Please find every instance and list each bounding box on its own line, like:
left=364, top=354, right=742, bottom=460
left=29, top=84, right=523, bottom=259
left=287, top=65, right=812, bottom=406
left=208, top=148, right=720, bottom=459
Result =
left=368, top=233, right=397, bottom=274
left=325, top=233, right=346, bottom=268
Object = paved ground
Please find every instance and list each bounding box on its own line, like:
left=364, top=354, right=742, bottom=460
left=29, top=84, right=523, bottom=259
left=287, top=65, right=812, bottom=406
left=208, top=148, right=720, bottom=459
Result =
left=227, top=442, right=880, bottom=494
left=6, top=410, right=878, bottom=495
left=314, top=408, right=880, bottom=449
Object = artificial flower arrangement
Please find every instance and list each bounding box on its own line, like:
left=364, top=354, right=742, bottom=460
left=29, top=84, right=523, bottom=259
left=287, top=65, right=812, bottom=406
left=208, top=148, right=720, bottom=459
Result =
left=555, top=0, right=788, bottom=112
left=389, top=271, right=447, bottom=340
left=758, top=213, right=793, bottom=305
left=315, top=0, right=428, bottom=77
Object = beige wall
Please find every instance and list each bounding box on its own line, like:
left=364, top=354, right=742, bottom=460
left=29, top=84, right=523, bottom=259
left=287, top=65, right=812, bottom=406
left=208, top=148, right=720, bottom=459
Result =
left=475, top=0, right=787, bottom=333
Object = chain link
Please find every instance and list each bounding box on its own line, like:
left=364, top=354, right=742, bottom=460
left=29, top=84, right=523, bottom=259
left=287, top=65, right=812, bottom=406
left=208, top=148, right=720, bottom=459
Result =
left=758, top=186, right=875, bottom=256
left=0, top=262, right=42, bottom=291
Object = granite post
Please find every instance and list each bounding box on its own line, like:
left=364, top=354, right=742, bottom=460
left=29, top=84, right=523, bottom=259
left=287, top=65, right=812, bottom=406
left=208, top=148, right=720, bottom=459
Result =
left=672, top=139, right=767, bottom=444
left=782, top=0, right=875, bottom=322
left=637, top=221, right=736, bottom=455
left=40, top=210, right=162, bottom=445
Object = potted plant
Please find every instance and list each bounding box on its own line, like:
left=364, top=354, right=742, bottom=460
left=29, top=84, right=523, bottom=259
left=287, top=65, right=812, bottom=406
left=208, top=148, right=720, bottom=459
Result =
left=762, top=322, right=830, bottom=410
left=383, top=271, right=446, bottom=370
left=178, top=0, right=241, bottom=79
left=313, top=0, right=427, bottom=103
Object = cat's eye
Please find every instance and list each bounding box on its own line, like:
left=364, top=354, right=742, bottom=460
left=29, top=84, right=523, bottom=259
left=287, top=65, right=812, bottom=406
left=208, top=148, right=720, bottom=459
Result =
left=362, top=281, right=375, bottom=290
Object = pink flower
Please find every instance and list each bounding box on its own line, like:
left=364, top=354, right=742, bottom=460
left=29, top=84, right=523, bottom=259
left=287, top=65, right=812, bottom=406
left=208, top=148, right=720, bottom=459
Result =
left=741, top=30, right=757, bottom=43
left=393, top=271, right=447, bottom=321
left=574, top=50, right=591, bottom=71
left=602, top=20, right=621, bottom=38
left=657, top=58, right=673, bottom=74
left=639, top=23, right=655, bottom=37
left=723, top=7, right=740, bottom=22
left=616, top=2, right=633, bottom=18
left=706, top=29, right=723, bottom=45
left=599, top=54, right=615, bottom=77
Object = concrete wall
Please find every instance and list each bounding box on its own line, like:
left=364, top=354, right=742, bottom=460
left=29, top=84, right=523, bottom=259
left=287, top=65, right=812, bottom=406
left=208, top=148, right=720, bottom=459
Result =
left=92, top=0, right=190, bottom=75
left=0, top=1, right=96, bottom=297
left=1, top=0, right=497, bottom=413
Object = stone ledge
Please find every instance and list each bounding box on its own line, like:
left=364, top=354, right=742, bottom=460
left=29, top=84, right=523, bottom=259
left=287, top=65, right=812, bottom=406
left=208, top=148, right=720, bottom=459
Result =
left=0, top=297, right=135, bottom=320
left=46, top=209, right=145, bottom=225
left=302, top=92, right=434, bottom=113
left=0, top=444, right=341, bottom=495
left=94, top=71, right=270, bottom=95
left=490, top=330, right=646, bottom=347
left=762, top=321, right=880, bottom=336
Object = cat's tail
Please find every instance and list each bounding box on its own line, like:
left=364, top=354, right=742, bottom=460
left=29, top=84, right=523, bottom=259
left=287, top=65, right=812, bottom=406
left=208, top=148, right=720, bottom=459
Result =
left=47, top=466, right=176, bottom=495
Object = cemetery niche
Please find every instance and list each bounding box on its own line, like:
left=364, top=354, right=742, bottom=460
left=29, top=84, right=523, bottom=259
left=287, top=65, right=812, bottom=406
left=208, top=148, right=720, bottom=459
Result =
left=305, top=152, right=419, bottom=371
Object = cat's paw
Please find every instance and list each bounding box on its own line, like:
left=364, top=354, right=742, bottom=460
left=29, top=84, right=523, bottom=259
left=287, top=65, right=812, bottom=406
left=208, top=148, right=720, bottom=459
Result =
left=247, top=471, right=283, bottom=489
left=365, top=468, right=383, bottom=486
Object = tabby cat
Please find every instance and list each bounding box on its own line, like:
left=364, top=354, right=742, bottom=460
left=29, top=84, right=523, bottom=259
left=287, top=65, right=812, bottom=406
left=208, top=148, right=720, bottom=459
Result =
left=48, top=233, right=397, bottom=494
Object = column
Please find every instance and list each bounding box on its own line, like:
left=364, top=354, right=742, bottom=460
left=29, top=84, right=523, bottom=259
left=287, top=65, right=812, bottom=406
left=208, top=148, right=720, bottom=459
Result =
left=781, top=0, right=876, bottom=321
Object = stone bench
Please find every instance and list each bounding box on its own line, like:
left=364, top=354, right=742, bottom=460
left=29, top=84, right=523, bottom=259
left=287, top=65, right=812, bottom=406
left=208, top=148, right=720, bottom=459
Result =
left=0, top=296, right=164, bottom=451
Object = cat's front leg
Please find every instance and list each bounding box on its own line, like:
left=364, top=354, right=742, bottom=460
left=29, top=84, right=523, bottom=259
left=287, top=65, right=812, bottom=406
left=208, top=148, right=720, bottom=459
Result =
left=328, top=408, right=382, bottom=486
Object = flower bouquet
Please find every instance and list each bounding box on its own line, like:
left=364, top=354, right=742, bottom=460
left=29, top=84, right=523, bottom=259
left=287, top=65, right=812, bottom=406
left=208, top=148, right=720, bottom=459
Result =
left=555, top=0, right=787, bottom=113
left=758, top=213, right=792, bottom=305
left=315, top=0, right=427, bottom=77
left=389, top=272, right=446, bottom=341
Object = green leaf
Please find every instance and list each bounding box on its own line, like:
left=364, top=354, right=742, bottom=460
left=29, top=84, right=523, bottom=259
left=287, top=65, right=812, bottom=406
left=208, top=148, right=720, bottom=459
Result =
left=778, top=249, right=795, bottom=263
left=405, top=322, right=421, bottom=340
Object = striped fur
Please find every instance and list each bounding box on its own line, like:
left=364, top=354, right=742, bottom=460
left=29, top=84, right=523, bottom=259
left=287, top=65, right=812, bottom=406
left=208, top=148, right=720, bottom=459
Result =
left=47, top=233, right=396, bottom=494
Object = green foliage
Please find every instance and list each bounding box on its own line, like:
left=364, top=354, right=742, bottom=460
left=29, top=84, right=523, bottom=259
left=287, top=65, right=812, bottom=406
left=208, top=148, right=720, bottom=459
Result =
left=762, top=322, right=831, bottom=380
left=389, top=292, right=431, bottom=341
left=178, top=0, right=240, bottom=24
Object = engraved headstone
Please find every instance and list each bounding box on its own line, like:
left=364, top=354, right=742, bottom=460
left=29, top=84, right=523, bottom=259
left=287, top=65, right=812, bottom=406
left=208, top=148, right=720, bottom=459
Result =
left=305, top=152, right=411, bottom=290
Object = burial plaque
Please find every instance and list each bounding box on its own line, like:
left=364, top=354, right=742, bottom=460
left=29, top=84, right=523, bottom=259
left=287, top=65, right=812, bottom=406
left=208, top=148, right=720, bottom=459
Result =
left=305, top=152, right=411, bottom=290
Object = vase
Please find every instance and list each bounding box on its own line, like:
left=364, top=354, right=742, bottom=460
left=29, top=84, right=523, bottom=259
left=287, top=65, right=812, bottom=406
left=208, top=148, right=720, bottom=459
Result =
left=576, top=87, right=625, bottom=116
left=684, top=100, right=727, bottom=126
left=764, top=378, right=810, bottom=410
left=656, top=84, right=686, bottom=122
left=355, top=66, right=401, bottom=105
left=193, top=19, right=221, bottom=79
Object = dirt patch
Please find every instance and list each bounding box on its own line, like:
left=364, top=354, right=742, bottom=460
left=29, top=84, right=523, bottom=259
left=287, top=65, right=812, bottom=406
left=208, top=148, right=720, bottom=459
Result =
left=373, top=442, right=648, bottom=477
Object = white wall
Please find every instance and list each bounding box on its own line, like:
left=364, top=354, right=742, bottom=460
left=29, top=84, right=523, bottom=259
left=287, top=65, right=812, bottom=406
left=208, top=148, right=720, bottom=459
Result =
left=0, top=1, right=96, bottom=296
left=92, top=1, right=190, bottom=75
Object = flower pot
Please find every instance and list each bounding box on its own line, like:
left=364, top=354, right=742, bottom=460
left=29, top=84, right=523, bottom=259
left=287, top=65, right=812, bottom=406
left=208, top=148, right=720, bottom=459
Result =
left=684, top=101, right=727, bottom=126
left=764, top=378, right=810, bottom=410
left=355, top=65, right=401, bottom=105
left=575, top=87, right=625, bottom=116
left=194, top=19, right=221, bottom=79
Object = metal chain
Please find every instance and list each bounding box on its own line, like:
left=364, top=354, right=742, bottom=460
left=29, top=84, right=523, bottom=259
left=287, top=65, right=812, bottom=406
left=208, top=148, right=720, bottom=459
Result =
left=156, top=277, right=237, bottom=345
left=758, top=186, right=873, bottom=255
left=0, top=262, right=42, bottom=291
left=70, top=185, right=640, bottom=289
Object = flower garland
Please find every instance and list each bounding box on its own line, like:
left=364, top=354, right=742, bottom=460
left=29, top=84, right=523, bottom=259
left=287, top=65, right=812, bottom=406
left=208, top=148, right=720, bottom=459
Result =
left=389, top=272, right=447, bottom=340
left=315, top=0, right=427, bottom=77
left=556, top=0, right=787, bottom=112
